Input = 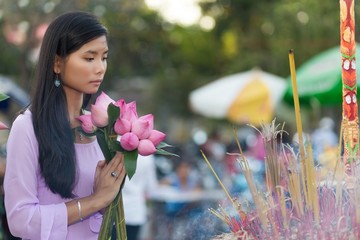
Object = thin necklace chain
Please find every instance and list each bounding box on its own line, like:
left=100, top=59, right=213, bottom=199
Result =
left=77, top=109, right=85, bottom=142
left=75, top=127, right=85, bottom=142
left=79, top=130, right=84, bottom=142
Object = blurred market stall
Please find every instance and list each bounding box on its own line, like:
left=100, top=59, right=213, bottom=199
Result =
left=189, top=68, right=287, bottom=126
left=283, top=43, right=360, bottom=106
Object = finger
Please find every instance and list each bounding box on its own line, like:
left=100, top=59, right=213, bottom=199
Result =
left=104, top=154, right=121, bottom=175
left=112, top=162, right=125, bottom=179
left=108, top=159, right=123, bottom=180
left=110, top=153, right=123, bottom=171
left=97, top=160, right=106, bottom=168
left=95, top=160, right=105, bottom=176
left=115, top=160, right=126, bottom=182
left=105, top=153, right=125, bottom=180
left=108, top=155, right=120, bottom=167
left=114, top=152, right=124, bottom=164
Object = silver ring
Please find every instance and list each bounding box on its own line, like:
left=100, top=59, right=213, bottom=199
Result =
left=111, top=171, right=118, bottom=178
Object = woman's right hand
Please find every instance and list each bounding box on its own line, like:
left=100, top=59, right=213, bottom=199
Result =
left=66, top=153, right=126, bottom=225
left=92, top=152, right=126, bottom=209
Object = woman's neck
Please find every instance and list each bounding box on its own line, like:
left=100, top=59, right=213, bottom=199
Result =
left=66, top=92, right=84, bottom=128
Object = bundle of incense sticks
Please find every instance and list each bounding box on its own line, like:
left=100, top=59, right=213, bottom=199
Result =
left=207, top=120, right=360, bottom=240
left=206, top=47, right=360, bottom=239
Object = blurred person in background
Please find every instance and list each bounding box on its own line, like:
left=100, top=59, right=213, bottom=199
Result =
left=159, top=157, right=202, bottom=239
left=160, top=159, right=202, bottom=216
left=311, top=117, right=339, bottom=178
left=311, top=117, right=339, bottom=162
left=200, top=129, right=226, bottom=189
left=3, top=11, right=126, bottom=239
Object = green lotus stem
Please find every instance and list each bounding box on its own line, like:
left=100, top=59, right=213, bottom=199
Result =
left=97, top=127, right=127, bottom=239
left=98, top=200, right=114, bottom=239
left=98, top=191, right=127, bottom=239
left=114, top=192, right=127, bottom=239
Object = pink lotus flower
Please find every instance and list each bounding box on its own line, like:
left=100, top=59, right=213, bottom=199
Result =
left=120, top=132, right=139, bottom=151
left=140, top=114, right=154, bottom=129
left=115, top=99, right=138, bottom=122
left=114, top=118, right=131, bottom=135
left=131, top=115, right=154, bottom=140
left=96, top=91, right=116, bottom=109
left=148, top=130, right=166, bottom=146
left=0, top=121, right=8, bottom=130
left=91, top=92, right=115, bottom=127
left=77, top=114, right=97, bottom=134
left=138, top=139, right=157, bottom=156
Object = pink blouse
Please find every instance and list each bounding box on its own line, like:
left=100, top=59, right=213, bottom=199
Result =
left=4, top=110, right=104, bottom=240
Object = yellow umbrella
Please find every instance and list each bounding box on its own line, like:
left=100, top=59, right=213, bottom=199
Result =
left=189, top=69, right=287, bottom=126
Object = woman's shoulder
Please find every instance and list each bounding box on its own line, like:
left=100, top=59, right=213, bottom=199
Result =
left=7, top=109, right=38, bottom=151
left=10, top=109, right=34, bottom=133
left=12, top=109, right=32, bottom=125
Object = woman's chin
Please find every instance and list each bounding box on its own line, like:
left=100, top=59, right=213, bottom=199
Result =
left=85, top=87, right=101, bottom=95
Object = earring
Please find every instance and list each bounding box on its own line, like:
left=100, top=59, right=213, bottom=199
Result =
left=54, top=74, right=61, bottom=87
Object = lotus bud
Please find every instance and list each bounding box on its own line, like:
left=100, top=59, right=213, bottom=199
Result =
left=120, top=132, right=139, bottom=151
left=0, top=121, right=8, bottom=130
left=148, top=130, right=166, bottom=146
left=95, top=92, right=115, bottom=110
left=138, top=139, right=156, bottom=156
left=91, top=104, right=109, bottom=127
left=116, top=99, right=138, bottom=122
left=132, top=118, right=152, bottom=140
left=124, top=101, right=138, bottom=122
left=91, top=92, right=115, bottom=127
left=114, top=118, right=131, bottom=135
left=138, top=114, right=154, bottom=129
left=76, top=114, right=97, bottom=134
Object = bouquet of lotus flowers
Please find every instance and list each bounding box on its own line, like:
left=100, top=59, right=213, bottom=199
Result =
left=0, top=93, right=9, bottom=130
left=77, top=92, right=176, bottom=239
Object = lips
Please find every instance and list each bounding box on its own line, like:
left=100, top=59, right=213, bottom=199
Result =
left=90, top=80, right=102, bottom=84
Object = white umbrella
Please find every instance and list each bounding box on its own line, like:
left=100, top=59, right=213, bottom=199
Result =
left=189, top=69, right=287, bottom=126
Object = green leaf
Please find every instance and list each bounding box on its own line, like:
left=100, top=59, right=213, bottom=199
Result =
left=155, top=141, right=179, bottom=157
left=124, top=150, right=138, bottom=179
left=107, top=140, right=140, bottom=179
left=0, top=93, right=9, bottom=102
left=107, top=103, right=120, bottom=128
left=156, top=148, right=180, bottom=157
left=96, top=130, right=113, bottom=163
left=156, top=141, right=174, bottom=149
left=108, top=139, right=125, bottom=152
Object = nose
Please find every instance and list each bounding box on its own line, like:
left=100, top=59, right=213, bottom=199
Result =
left=96, top=59, right=107, bottom=75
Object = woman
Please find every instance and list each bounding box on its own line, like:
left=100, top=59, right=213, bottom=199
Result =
left=4, top=11, right=125, bottom=239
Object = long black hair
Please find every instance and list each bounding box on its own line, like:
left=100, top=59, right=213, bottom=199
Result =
left=31, top=11, right=108, bottom=198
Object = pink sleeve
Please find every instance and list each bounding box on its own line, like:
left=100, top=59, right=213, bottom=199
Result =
left=4, top=113, right=68, bottom=239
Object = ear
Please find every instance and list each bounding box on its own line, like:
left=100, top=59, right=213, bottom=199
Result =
left=53, top=55, right=62, bottom=74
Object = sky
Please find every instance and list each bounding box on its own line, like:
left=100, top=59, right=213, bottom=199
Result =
left=144, top=0, right=202, bottom=26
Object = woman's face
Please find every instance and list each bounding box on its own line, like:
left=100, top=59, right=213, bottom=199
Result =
left=56, top=35, right=108, bottom=95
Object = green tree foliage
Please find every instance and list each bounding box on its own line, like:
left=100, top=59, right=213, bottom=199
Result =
left=0, top=0, right=354, bottom=121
